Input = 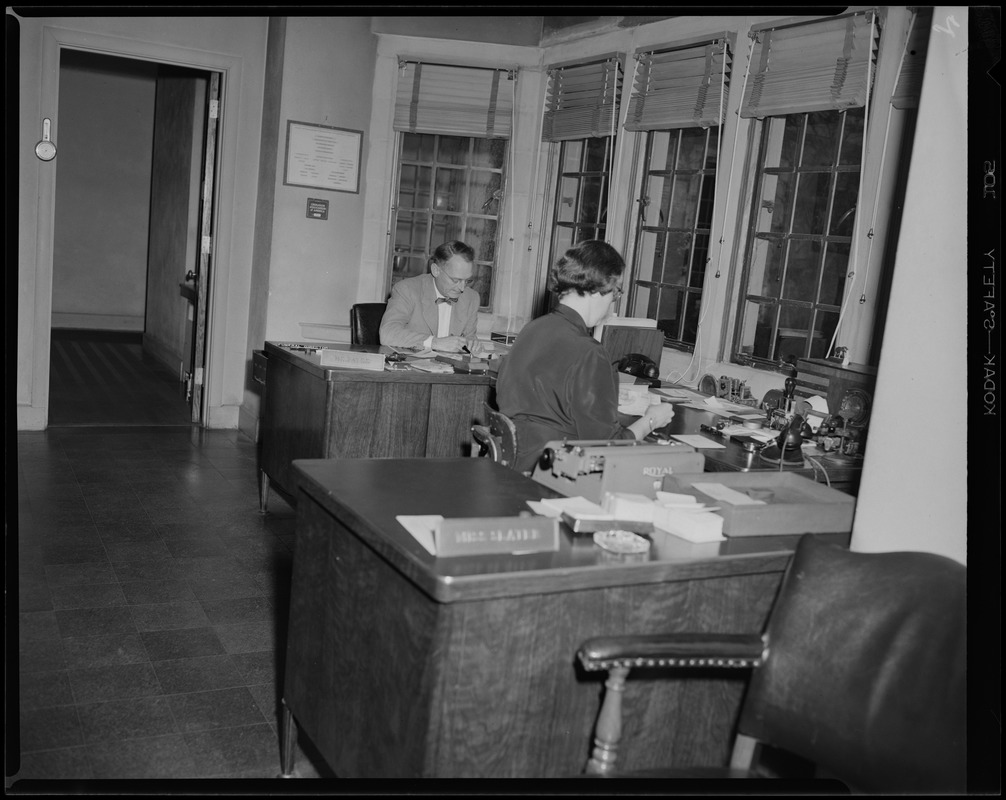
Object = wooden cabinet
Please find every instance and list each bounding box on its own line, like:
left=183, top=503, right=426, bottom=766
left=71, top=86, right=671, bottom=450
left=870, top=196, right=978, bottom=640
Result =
left=258, top=342, right=493, bottom=509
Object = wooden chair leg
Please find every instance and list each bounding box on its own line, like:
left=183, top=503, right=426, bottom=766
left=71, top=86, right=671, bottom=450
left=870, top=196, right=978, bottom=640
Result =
left=584, top=666, right=629, bottom=775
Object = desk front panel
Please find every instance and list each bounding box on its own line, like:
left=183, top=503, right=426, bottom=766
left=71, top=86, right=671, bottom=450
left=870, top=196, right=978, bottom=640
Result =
left=284, top=458, right=793, bottom=778
left=260, top=342, right=492, bottom=495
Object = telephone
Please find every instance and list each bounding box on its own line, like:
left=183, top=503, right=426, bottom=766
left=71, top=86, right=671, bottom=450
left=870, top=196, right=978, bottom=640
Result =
left=616, top=353, right=659, bottom=380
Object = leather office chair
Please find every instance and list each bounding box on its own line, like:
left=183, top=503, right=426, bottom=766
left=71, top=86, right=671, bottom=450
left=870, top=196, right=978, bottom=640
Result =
left=350, top=302, right=387, bottom=346
left=470, top=403, right=519, bottom=471
left=577, top=534, right=967, bottom=794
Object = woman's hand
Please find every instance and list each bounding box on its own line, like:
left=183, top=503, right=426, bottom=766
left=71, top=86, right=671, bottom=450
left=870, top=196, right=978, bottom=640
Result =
left=629, top=402, right=676, bottom=440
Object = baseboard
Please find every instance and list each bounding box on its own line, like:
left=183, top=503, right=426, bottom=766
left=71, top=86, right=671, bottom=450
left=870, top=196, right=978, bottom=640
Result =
left=51, top=312, right=144, bottom=332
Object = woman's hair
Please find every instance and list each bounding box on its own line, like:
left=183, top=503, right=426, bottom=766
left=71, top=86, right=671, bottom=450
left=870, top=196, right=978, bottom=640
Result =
left=548, top=240, right=625, bottom=296
left=430, top=240, right=475, bottom=268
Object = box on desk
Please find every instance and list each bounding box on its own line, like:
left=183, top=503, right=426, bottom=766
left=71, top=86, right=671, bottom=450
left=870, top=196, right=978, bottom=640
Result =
left=660, top=472, right=855, bottom=537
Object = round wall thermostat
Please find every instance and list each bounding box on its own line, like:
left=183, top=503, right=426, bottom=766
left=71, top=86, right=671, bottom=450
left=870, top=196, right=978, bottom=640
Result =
left=35, top=118, right=57, bottom=162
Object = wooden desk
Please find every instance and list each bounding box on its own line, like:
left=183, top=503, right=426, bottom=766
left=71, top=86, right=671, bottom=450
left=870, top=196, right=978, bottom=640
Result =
left=280, top=457, right=808, bottom=779
left=258, top=341, right=493, bottom=509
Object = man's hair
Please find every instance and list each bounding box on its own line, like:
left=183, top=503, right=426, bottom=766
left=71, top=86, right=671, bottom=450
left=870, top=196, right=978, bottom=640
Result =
left=548, top=240, right=625, bottom=296
left=430, top=240, right=475, bottom=268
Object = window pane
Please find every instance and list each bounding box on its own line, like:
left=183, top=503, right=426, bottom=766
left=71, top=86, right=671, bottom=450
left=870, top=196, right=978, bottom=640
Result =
left=764, top=173, right=794, bottom=234
left=437, top=135, right=470, bottom=165
left=748, top=301, right=778, bottom=360
left=669, top=175, right=702, bottom=228
left=578, top=177, right=604, bottom=224
left=471, top=263, right=492, bottom=307
left=556, top=176, right=580, bottom=222
left=773, top=116, right=803, bottom=169
left=659, top=232, right=691, bottom=284
left=791, top=172, right=830, bottom=234
left=393, top=212, right=428, bottom=254
left=750, top=238, right=785, bottom=299
left=398, top=165, right=432, bottom=211
left=782, top=240, right=822, bottom=301
left=468, top=170, right=502, bottom=215
left=678, top=127, right=707, bottom=170
left=552, top=225, right=575, bottom=260
left=635, top=230, right=663, bottom=283
left=648, top=130, right=674, bottom=171
left=584, top=137, right=610, bottom=172
left=705, top=128, right=720, bottom=169
left=812, top=310, right=838, bottom=358
left=434, top=168, right=465, bottom=212
left=820, top=242, right=850, bottom=305
left=644, top=174, right=671, bottom=226
left=690, top=233, right=709, bottom=288
left=657, top=287, right=684, bottom=340
left=802, top=111, right=840, bottom=166
left=431, top=213, right=464, bottom=244
left=401, top=132, right=435, bottom=161
left=829, top=172, right=859, bottom=235
left=682, top=291, right=701, bottom=345
left=839, top=108, right=865, bottom=166
left=466, top=218, right=498, bottom=261
left=472, top=137, right=506, bottom=169
left=561, top=140, right=583, bottom=173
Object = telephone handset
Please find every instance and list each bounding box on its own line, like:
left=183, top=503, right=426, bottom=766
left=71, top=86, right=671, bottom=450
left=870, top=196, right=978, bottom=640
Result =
left=616, top=353, right=659, bottom=380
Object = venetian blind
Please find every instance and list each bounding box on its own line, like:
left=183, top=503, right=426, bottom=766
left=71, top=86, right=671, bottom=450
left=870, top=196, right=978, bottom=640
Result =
left=740, top=11, right=879, bottom=119
left=541, top=56, right=622, bottom=141
left=394, top=61, right=514, bottom=138
left=891, top=7, right=933, bottom=109
left=624, top=36, right=733, bottom=131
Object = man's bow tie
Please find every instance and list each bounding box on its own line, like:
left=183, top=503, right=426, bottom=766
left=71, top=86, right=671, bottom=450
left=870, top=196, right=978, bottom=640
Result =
left=436, top=296, right=458, bottom=305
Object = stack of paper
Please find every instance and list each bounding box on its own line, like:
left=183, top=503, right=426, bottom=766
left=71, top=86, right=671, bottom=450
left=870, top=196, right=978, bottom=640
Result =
left=651, top=490, right=725, bottom=542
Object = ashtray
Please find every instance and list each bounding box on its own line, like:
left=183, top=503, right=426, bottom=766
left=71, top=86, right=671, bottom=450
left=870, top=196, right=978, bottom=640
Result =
left=592, top=529, right=651, bottom=555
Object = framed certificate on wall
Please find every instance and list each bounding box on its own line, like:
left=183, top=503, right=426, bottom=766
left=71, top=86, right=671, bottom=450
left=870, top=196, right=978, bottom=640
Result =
left=284, top=120, right=362, bottom=194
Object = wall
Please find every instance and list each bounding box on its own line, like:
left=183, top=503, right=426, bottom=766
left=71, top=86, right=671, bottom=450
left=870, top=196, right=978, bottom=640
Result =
left=263, top=16, right=377, bottom=344
left=849, top=8, right=968, bottom=564
left=51, top=50, right=156, bottom=331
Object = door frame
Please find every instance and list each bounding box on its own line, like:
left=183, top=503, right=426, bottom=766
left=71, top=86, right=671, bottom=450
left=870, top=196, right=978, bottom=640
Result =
left=21, top=22, right=251, bottom=430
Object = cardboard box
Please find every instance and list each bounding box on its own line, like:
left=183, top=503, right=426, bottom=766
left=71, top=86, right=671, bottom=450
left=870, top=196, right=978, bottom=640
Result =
left=661, top=472, right=855, bottom=537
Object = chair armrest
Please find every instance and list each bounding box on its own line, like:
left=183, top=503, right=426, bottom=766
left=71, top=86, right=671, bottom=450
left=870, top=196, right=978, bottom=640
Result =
left=578, top=633, right=766, bottom=672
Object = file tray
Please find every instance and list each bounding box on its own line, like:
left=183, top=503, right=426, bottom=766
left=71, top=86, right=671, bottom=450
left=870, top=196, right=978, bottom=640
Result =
left=660, top=472, right=855, bottom=537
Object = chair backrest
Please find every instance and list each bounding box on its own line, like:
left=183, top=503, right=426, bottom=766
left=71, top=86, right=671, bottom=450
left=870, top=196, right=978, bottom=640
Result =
left=350, top=303, right=387, bottom=346
left=471, top=403, right=519, bottom=470
left=739, top=535, right=967, bottom=794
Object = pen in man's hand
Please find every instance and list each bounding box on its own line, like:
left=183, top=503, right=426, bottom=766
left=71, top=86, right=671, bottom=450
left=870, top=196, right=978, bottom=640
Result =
left=461, top=345, right=471, bottom=355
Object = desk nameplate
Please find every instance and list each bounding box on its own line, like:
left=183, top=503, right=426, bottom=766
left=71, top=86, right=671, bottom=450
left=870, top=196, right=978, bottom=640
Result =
left=398, top=514, right=560, bottom=557
left=319, top=348, right=386, bottom=371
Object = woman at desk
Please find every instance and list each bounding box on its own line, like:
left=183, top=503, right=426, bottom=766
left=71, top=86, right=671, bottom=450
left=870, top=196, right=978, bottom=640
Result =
left=497, top=240, right=675, bottom=474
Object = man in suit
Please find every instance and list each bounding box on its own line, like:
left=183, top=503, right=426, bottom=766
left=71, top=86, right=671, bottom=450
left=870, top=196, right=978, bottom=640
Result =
left=379, top=240, right=481, bottom=352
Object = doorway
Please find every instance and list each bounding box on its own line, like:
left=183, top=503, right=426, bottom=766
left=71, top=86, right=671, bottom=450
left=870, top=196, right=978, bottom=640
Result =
left=48, top=49, right=219, bottom=426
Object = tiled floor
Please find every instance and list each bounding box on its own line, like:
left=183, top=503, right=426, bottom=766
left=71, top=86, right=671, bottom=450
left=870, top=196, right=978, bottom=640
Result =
left=11, top=425, right=334, bottom=784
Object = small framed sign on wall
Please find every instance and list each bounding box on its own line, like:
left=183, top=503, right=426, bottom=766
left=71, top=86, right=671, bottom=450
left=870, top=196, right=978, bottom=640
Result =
left=284, top=120, right=362, bottom=194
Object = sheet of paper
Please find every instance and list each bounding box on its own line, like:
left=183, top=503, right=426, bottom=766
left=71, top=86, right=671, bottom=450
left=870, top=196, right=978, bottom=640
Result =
left=689, top=483, right=767, bottom=505
left=533, top=496, right=610, bottom=519
left=396, top=514, right=442, bottom=555
left=669, top=434, right=727, bottom=449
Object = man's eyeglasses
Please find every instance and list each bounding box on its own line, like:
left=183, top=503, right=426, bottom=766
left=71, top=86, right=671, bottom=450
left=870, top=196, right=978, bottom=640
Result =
left=437, top=269, right=474, bottom=288
left=605, top=287, right=624, bottom=303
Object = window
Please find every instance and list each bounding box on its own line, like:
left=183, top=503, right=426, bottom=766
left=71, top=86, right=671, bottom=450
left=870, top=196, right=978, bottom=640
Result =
left=538, top=56, right=622, bottom=313
left=392, top=133, right=507, bottom=308
left=549, top=137, right=613, bottom=262
left=732, top=11, right=879, bottom=367
left=734, top=108, right=864, bottom=365
left=391, top=61, right=515, bottom=309
left=631, top=128, right=718, bottom=347
left=622, top=36, right=733, bottom=348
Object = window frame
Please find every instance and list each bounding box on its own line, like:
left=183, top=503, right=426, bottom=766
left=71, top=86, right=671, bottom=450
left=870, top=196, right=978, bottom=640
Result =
left=389, top=131, right=509, bottom=311
left=730, top=107, right=866, bottom=369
